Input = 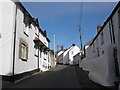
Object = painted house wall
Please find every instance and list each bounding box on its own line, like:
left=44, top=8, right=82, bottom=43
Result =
left=73, top=53, right=80, bottom=65
left=80, top=4, right=120, bottom=86
left=57, top=50, right=64, bottom=64
left=63, top=47, right=72, bottom=64
left=0, top=1, right=51, bottom=76
left=68, top=46, right=80, bottom=65
left=0, top=2, right=16, bottom=76
left=14, top=6, right=38, bottom=75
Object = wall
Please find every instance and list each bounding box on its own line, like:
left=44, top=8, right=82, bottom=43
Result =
left=63, top=47, right=72, bottom=64
left=14, top=7, right=38, bottom=75
left=69, top=46, right=80, bottom=65
left=73, top=53, right=80, bottom=65
left=80, top=5, right=120, bottom=87
left=0, top=2, right=16, bottom=76
left=80, top=44, right=117, bottom=86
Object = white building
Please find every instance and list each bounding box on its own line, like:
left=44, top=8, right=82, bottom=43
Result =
left=64, top=44, right=80, bottom=65
left=57, top=44, right=80, bottom=65
left=73, top=53, right=81, bottom=65
left=49, top=50, right=56, bottom=68
left=80, top=1, right=120, bottom=88
left=0, top=0, right=51, bottom=81
left=57, top=50, right=64, bottom=64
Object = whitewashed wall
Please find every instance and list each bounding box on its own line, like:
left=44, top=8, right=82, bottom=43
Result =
left=63, top=47, right=72, bottom=64
left=57, top=50, right=64, bottom=64
left=73, top=53, right=80, bottom=65
left=69, top=45, right=80, bottom=65
left=80, top=5, right=120, bottom=87
left=80, top=44, right=117, bottom=86
left=14, top=7, right=38, bottom=74
left=0, top=2, right=16, bottom=76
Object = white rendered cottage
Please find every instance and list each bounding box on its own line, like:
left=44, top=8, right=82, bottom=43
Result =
left=0, top=0, right=51, bottom=81
left=63, top=44, right=80, bottom=65
left=80, top=1, right=120, bottom=87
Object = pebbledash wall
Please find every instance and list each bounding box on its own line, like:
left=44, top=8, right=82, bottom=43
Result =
left=0, top=0, right=51, bottom=80
left=80, top=1, right=120, bottom=87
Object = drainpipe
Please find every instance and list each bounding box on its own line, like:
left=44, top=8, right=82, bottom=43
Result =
left=111, top=19, right=120, bottom=89
left=38, top=30, right=40, bottom=72
left=12, top=4, right=17, bottom=81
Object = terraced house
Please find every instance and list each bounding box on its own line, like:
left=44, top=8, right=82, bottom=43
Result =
left=80, top=1, right=120, bottom=88
left=0, top=0, right=51, bottom=81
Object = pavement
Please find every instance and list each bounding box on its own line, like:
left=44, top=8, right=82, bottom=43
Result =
left=1, top=65, right=117, bottom=89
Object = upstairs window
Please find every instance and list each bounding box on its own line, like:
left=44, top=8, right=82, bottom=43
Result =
left=34, top=44, right=38, bottom=57
left=97, top=48, right=99, bottom=57
left=101, top=32, right=104, bottom=45
left=93, top=43, right=95, bottom=53
left=71, top=51, right=74, bottom=54
left=23, top=13, right=31, bottom=36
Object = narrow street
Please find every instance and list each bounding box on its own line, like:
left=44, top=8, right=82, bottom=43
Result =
left=2, top=65, right=114, bottom=89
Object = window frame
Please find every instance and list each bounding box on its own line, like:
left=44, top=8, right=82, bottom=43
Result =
left=19, top=39, right=28, bottom=61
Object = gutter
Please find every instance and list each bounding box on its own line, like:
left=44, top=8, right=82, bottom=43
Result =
left=12, top=5, right=17, bottom=81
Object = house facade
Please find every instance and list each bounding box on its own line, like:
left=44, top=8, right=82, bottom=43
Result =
left=0, top=0, right=51, bottom=81
left=57, top=44, right=80, bottom=65
left=80, top=2, right=120, bottom=87
left=49, top=50, right=56, bottom=68
left=57, top=50, right=64, bottom=64
left=73, top=53, right=80, bottom=65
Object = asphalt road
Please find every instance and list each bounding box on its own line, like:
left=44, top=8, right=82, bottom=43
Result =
left=3, top=65, right=80, bottom=88
left=2, top=65, right=116, bottom=89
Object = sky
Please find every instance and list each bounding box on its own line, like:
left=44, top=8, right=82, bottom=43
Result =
left=21, top=1, right=117, bottom=51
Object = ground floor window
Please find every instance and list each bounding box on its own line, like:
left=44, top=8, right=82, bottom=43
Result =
left=19, top=39, right=28, bottom=61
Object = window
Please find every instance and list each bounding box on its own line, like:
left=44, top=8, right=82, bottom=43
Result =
left=93, top=43, right=95, bottom=53
left=71, top=51, right=74, bottom=54
left=34, top=48, right=38, bottom=57
left=34, top=44, right=39, bottom=57
left=102, top=51, right=104, bottom=55
left=97, top=48, right=99, bottom=57
left=19, top=39, right=28, bottom=61
left=101, top=32, right=104, bottom=45
left=118, top=11, right=120, bottom=28
left=23, top=13, right=31, bottom=36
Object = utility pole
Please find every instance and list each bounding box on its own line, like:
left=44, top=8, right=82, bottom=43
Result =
left=53, top=34, right=56, bottom=65
left=79, top=25, right=82, bottom=51
left=78, top=25, right=83, bottom=60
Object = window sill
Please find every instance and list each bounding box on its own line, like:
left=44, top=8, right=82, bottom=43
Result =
left=21, top=58, right=27, bottom=62
left=35, top=33, right=39, bottom=37
left=44, top=58, right=46, bottom=60
left=24, top=32, right=29, bottom=37
left=34, top=54, right=38, bottom=57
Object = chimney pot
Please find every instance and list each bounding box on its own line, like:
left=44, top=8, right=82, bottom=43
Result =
left=97, top=24, right=102, bottom=33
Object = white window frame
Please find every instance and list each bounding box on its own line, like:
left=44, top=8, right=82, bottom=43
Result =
left=19, top=39, right=28, bottom=61
left=21, top=44, right=27, bottom=60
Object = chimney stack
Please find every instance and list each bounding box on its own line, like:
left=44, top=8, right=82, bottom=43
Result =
left=97, top=24, right=102, bottom=33
left=61, top=45, right=64, bottom=51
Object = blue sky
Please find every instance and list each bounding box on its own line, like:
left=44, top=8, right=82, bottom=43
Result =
left=21, top=2, right=117, bottom=50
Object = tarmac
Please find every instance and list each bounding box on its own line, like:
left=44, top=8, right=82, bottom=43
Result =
left=1, top=64, right=117, bottom=89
